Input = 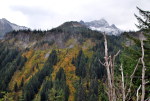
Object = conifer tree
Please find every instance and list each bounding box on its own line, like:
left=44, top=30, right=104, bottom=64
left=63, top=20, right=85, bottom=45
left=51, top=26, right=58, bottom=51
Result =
left=20, top=78, right=24, bottom=87
left=14, top=82, right=18, bottom=92
left=135, top=7, right=150, bottom=101
left=135, top=7, right=150, bottom=32
left=121, top=7, right=150, bottom=100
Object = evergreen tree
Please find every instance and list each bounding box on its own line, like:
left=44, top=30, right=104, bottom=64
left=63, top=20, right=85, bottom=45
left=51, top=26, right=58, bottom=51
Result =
left=52, top=68, right=70, bottom=101
left=85, top=78, right=99, bottom=101
left=72, top=50, right=87, bottom=78
left=20, top=78, right=24, bottom=88
left=135, top=7, right=150, bottom=32
left=90, top=50, right=106, bottom=79
left=135, top=7, right=150, bottom=99
left=75, top=83, right=86, bottom=101
left=40, top=79, right=53, bottom=101
left=98, top=81, right=108, bottom=101
left=14, top=82, right=18, bottom=92
left=121, top=7, right=150, bottom=100
left=56, top=68, right=66, bottom=81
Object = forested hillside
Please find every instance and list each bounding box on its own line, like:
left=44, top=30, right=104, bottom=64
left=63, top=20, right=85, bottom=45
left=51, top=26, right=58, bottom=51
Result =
left=0, top=8, right=149, bottom=101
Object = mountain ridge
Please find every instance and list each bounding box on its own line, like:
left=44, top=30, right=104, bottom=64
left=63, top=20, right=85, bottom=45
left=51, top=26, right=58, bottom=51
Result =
left=0, top=18, right=122, bottom=37
left=0, top=18, right=28, bottom=37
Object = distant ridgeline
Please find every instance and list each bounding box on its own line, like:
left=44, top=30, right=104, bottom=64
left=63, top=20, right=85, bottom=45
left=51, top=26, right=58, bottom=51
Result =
left=0, top=18, right=122, bottom=38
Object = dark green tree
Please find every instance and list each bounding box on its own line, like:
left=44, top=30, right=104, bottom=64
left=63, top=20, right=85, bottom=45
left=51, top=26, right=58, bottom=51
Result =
left=88, top=79, right=98, bottom=101
left=14, top=82, right=18, bottom=92
left=56, top=68, right=66, bottom=81
left=72, top=50, right=87, bottom=78
left=20, top=78, right=24, bottom=88
left=121, top=7, right=150, bottom=100
left=135, top=7, right=150, bottom=32
left=75, top=83, right=86, bottom=101
left=53, top=68, right=70, bottom=101
left=40, top=79, right=53, bottom=101
left=89, top=50, right=106, bottom=79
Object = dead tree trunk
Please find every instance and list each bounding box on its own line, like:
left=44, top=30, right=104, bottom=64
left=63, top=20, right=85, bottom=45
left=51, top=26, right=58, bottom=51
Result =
left=100, top=33, right=120, bottom=101
left=103, top=33, right=113, bottom=101
left=120, top=64, right=125, bottom=101
left=140, top=40, right=145, bottom=101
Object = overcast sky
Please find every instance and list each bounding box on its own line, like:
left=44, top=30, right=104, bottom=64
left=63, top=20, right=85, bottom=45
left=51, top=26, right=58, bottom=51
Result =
left=0, top=0, right=149, bottom=31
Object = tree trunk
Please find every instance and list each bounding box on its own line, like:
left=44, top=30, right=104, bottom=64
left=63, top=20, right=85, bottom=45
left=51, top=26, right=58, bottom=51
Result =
left=104, top=34, right=113, bottom=101
left=103, top=33, right=118, bottom=101
left=120, top=64, right=125, bottom=101
left=140, top=40, right=145, bottom=101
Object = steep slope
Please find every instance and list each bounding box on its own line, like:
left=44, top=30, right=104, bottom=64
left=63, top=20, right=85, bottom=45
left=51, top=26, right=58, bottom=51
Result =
left=0, top=21, right=123, bottom=101
left=0, top=18, right=28, bottom=37
left=80, top=19, right=122, bottom=35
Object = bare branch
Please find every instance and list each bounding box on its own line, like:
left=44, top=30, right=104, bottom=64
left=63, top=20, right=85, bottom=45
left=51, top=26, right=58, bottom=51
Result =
left=144, top=97, right=150, bottom=101
left=102, top=33, right=117, bottom=101
left=114, top=50, right=121, bottom=57
left=136, top=85, right=141, bottom=101
left=145, top=81, right=149, bottom=84
left=99, top=59, right=105, bottom=66
left=126, top=58, right=141, bottom=99
left=130, top=58, right=141, bottom=78
left=112, top=50, right=120, bottom=72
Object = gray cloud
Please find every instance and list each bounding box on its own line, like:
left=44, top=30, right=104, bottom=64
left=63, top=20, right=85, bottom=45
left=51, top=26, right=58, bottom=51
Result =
left=10, top=5, right=56, bottom=16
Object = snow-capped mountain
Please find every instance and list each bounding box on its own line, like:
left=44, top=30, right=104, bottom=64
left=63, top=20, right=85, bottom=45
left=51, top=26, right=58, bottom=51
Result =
left=0, top=18, right=28, bottom=37
left=80, top=19, right=122, bottom=35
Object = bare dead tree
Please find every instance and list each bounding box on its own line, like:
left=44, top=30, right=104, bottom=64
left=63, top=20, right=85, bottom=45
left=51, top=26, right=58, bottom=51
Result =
left=140, top=39, right=145, bottom=101
left=100, top=33, right=147, bottom=101
left=99, top=33, right=120, bottom=101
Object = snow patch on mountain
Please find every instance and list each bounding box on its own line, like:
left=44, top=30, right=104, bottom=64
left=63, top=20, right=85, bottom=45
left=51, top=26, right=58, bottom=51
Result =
left=80, top=19, right=122, bottom=35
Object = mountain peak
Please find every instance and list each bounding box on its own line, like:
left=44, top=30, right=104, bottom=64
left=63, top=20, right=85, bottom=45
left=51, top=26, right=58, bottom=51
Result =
left=81, top=19, right=122, bottom=35
left=0, top=18, right=28, bottom=37
left=111, top=24, right=117, bottom=28
left=0, top=18, right=9, bottom=24
left=1, top=18, right=7, bottom=21
left=79, top=20, right=85, bottom=24
left=58, top=21, right=85, bottom=28
left=85, top=19, right=109, bottom=28
left=96, top=18, right=109, bottom=25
